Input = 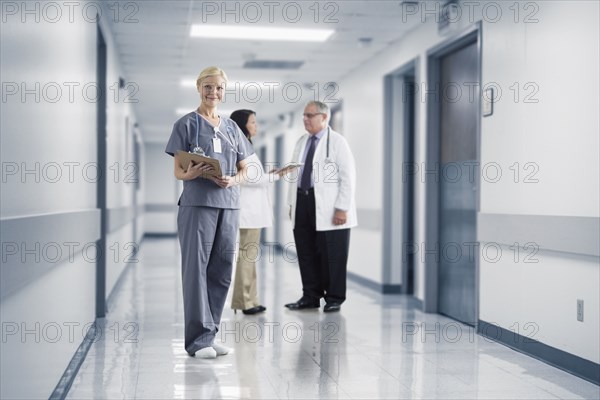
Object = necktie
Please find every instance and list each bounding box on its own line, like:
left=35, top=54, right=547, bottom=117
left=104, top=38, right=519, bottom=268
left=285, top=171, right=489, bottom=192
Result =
left=300, top=136, right=317, bottom=191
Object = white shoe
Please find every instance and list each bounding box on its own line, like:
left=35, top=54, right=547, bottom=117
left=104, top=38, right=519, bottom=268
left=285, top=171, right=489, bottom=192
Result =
left=211, top=342, right=230, bottom=356
left=196, top=347, right=217, bottom=359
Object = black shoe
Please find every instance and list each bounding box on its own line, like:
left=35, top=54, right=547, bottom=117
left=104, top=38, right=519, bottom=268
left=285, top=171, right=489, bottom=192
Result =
left=285, top=298, right=320, bottom=310
left=323, top=302, right=341, bottom=312
left=242, top=305, right=266, bottom=315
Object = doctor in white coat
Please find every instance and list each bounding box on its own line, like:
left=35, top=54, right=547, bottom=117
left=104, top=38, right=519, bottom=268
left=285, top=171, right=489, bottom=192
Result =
left=285, top=101, right=357, bottom=313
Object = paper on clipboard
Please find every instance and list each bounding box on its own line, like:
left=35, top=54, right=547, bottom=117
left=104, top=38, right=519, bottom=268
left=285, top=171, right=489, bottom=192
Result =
left=176, top=150, right=223, bottom=177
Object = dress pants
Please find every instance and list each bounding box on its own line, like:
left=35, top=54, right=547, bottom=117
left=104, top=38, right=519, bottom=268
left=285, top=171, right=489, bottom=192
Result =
left=177, top=206, right=239, bottom=355
left=231, top=228, right=261, bottom=310
left=293, top=189, right=351, bottom=304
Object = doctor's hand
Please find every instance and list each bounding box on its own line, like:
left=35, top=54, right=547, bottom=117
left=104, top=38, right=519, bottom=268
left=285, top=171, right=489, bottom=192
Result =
left=269, top=165, right=300, bottom=177
left=332, top=209, right=347, bottom=226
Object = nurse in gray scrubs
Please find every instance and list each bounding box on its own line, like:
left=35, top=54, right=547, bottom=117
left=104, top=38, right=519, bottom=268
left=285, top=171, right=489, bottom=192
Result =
left=165, top=66, right=253, bottom=359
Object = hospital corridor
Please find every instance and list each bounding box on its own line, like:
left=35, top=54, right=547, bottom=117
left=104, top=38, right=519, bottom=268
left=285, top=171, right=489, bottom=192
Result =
left=1, top=1, right=599, bottom=399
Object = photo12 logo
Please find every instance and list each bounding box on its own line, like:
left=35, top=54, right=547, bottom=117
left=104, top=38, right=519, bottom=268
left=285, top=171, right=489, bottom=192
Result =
left=1, top=241, right=139, bottom=265
left=2, top=81, right=139, bottom=104
left=1, top=162, right=139, bottom=184
left=399, top=1, right=540, bottom=24
left=218, top=320, right=339, bottom=344
left=1, top=1, right=140, bottom=24
left=2, top=321, right=139, bottom=344
left=401, top=81, right=540, bottom=105
left=218, top=81, right=339, bottom=105
left=199, top=1, right=340, bottom=24
left=402, top=161, right=541, bottom=185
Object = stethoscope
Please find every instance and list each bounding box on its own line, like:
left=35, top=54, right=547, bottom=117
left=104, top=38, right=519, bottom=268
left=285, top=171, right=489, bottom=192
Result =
left=323, top=126, right=332, bottom=163
left=193, top=112, right=242, bottom=156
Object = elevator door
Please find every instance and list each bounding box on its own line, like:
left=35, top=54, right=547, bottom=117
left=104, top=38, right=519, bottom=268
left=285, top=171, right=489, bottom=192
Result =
left=438, top=41, right=478, bottom=325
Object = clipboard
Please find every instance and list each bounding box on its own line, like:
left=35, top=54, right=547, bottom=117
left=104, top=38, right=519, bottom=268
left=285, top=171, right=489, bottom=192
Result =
left=176, top=150, right=223, bottom=177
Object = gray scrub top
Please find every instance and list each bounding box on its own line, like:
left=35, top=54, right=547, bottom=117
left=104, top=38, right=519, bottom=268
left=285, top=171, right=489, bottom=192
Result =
left=165, top=111, right=254, bottom=209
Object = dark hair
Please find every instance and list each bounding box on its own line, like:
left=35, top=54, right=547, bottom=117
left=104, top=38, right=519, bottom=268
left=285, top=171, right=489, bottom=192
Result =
left=229, top=109, right=256, bottom=143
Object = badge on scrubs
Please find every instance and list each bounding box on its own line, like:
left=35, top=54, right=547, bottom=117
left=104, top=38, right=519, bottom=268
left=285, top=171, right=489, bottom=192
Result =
left=212, top=137, right=222, bottom=153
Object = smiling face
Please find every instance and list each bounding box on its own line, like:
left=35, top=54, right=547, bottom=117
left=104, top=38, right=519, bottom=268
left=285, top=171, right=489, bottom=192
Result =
left=245, top=113, right=257, bottom=138
left=198, top=75, right=226, bottom=108
left=303, top=103, right=328, bottom=135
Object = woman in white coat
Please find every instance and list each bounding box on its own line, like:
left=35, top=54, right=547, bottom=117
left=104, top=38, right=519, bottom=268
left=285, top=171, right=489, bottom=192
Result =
left=230, top=110, right=288, bottom=315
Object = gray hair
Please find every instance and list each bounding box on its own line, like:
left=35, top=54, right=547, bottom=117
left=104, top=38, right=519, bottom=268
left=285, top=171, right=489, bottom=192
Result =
left=306, top=100, right=331, bottom=120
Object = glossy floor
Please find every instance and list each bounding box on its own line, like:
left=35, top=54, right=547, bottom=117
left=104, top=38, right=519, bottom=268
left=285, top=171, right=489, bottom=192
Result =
left=67, top=238, right=599, bottom=399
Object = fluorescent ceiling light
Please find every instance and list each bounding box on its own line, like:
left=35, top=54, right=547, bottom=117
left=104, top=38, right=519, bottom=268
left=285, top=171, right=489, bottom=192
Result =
left=180, top=79, right=268, bottom=88
left=175, top=108, right=191, bottom=115
left=180, top=79, right=197, bottom=88
left=190, top=25, right=334, bottom=42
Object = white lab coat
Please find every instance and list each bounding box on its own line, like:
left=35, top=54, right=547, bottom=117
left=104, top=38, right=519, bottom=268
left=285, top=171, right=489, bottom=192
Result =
left=287, top=128, right=357, bottom=231
left=239, top=153, right=278, bottom=229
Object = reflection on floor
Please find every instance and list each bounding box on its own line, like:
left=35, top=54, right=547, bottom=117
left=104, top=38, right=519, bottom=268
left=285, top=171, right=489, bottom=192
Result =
left=67, top=238, right=599, bottom=399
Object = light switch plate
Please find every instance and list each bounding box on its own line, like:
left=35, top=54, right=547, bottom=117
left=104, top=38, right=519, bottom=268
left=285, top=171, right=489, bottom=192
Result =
left=483, top=88, right=494, bottom=117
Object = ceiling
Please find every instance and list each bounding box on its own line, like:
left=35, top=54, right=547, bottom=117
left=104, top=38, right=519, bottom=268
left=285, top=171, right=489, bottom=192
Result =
left=105, top=0, right=425, bottom=142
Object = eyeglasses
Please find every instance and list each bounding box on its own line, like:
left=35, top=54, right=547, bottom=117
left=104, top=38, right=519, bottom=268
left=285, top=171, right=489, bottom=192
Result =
left=303, top=113, right=324, bottom=119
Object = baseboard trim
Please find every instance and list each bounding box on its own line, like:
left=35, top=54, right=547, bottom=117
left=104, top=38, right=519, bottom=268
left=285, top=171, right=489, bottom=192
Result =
left=478, top=320, right=600, bottom=385
left=143, top=232, right=178, bottom=238
left=48, top=322, right=98, bottom=400
left=382, top=284, right=402, bottom=294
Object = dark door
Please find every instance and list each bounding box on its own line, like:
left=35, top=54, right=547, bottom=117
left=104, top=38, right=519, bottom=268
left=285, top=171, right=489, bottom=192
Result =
left=96, top=24, right=108, bottom=318
left=402, top=76, right=416, bottom=295
left=437, top=41, right=478, bottom=325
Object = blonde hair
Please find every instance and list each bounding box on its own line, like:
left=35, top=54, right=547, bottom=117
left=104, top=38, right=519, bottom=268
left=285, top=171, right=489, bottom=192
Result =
left=196, top=66, right=228, bottom=90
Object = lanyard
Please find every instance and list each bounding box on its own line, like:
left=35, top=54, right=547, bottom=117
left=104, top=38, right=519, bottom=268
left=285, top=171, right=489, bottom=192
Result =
left=195, top=112, right=229, bottom=148
left=195, top=113, right=200, bottom=149
left=214, top=125, right=238, bottom=150
left=195, top=112, right=242, bottom=155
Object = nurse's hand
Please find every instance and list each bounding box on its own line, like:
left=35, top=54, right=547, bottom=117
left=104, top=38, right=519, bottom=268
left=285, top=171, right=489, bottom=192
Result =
left=210, top=175, right=237, bottom=188
left=183, top=161, right=213, bottom=180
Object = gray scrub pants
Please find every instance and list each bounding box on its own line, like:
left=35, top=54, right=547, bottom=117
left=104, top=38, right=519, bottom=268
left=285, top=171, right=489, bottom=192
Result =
left=177, top=206, right=239, bottom=355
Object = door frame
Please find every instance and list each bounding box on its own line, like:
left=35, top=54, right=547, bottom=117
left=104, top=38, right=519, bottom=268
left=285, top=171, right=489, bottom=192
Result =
left=424, top=22, right=482, bottom=317
left=383, top=58, right=418, bottom=294
left=274, top=136, right=284, bottom=247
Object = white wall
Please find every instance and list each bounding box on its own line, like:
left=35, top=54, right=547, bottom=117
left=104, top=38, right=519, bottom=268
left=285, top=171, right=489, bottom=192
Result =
left=478, top=0, right=600, bottom=364
left=143, top=142, right=179, bottom=234
left=0, top=11, right=98, bottom=400
left=0, top=3, right=145, bottom=397
left=480, top=2, right=599, bottom=217
left=480, top=249, right=599, bottom=363
left=0, top=11, right=97, bottom=217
